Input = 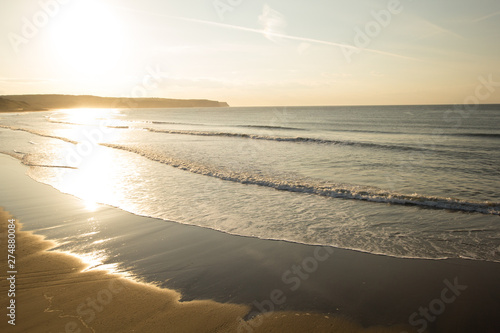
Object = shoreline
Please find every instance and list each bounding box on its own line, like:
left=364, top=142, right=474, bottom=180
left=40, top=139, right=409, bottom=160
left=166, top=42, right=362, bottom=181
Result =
left=0, top=208, right=250, bottom=332
left=0, top=152, right=496, bottom=265
left=0, top=209, right=414, bottom=332
left=1, top=155, right=499, bottom=332
left=2, top=147, right=488, bottom=266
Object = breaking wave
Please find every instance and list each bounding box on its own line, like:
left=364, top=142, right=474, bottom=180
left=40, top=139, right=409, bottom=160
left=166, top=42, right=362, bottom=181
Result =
left=0, top=125, right=78, bottom=144
left=144, top=128, right=435, bottom=152
left=102, top=143, right=500, bottom=215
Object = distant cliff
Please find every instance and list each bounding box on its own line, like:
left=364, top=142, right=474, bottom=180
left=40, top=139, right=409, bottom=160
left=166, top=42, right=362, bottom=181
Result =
left=1, top=94, right=229, bottom=111
left=0, top=97, right=38, bottom=111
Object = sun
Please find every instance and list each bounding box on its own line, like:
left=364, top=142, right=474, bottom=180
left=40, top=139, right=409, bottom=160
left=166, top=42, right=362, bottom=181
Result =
left=49, top=0, right=126, bottom=76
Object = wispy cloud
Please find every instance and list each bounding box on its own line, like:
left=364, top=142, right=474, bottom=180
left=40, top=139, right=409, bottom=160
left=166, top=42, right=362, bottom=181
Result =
left=0, top=78, right=55, bottom=83
left=258, top=4, right=287, bottom=43
left=415, top=19, right=463, bottom=40
left=470, top=11, right=500, bottom=23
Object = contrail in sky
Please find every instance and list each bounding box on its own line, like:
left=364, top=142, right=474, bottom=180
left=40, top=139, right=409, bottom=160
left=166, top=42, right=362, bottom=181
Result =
left=471, top=11, right=500, bottom=23
left=115, top=5, right=420, bottom=62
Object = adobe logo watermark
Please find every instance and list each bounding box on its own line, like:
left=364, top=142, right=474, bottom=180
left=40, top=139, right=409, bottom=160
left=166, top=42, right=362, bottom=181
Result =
left=342, top=0, right=406, bottom=63
left=8, top=0, right=72, bottom=53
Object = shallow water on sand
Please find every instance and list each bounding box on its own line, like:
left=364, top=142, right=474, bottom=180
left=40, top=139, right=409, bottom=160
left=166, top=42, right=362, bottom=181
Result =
left=0, top=105, right=499, bottom=262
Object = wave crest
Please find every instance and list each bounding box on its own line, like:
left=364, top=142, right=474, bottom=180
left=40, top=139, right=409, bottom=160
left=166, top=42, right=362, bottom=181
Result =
left=101, top=143, right=500, bottom=215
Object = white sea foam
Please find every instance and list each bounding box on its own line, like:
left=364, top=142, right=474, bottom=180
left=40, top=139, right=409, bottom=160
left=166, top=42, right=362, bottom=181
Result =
left=0, top=124, right=78, bottom=144
left=101, top=143, right=500, bottom=215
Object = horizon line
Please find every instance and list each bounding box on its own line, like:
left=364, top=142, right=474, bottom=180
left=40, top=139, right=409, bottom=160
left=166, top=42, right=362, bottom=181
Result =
left=3, top=93, right=500, bottom=108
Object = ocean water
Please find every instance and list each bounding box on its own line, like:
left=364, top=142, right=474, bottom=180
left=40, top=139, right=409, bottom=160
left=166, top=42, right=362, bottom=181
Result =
left=1, top=105, right=499, bottom=263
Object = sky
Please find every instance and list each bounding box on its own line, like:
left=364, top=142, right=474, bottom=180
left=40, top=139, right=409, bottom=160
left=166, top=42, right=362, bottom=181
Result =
left=1, top=0, right=499, bottom=106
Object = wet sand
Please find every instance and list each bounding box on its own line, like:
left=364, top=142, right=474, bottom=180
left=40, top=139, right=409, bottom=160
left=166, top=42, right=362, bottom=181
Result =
left=0, top=154, right=499, bottom=332
left=0, top=208, right=413, bottom=332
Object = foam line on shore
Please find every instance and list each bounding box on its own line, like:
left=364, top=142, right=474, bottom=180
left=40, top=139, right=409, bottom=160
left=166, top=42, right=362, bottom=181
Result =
left=0, top=208, right=413, bottom=332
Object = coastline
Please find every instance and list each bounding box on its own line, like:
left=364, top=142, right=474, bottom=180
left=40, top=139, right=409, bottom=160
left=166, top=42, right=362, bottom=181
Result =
left=0, top=213, right=411, bottom=333
left=0, top=94, right=230, bottom=112
left=1, top=154, right=499, bottom=332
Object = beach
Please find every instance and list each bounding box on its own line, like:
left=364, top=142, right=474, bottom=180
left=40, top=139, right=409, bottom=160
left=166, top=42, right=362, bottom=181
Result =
left=0, top=174, right=410, bottom=333
left=1, top=154, right=499, bottom=332
left=2, top=0, right=500, bottom=330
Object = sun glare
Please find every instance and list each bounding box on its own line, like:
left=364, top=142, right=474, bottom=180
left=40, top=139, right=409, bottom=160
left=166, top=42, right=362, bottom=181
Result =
left=49, top=0, right=126, bottom=75
left=58, top=108, right=116, bottom=125
left=83, top=200, right=99, bottom=212
left=58, top=143, right=118, bottom=213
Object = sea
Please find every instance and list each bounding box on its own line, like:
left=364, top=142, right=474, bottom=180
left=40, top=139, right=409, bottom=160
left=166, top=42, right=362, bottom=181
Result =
left=1, top=104, right=499, bottom=264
